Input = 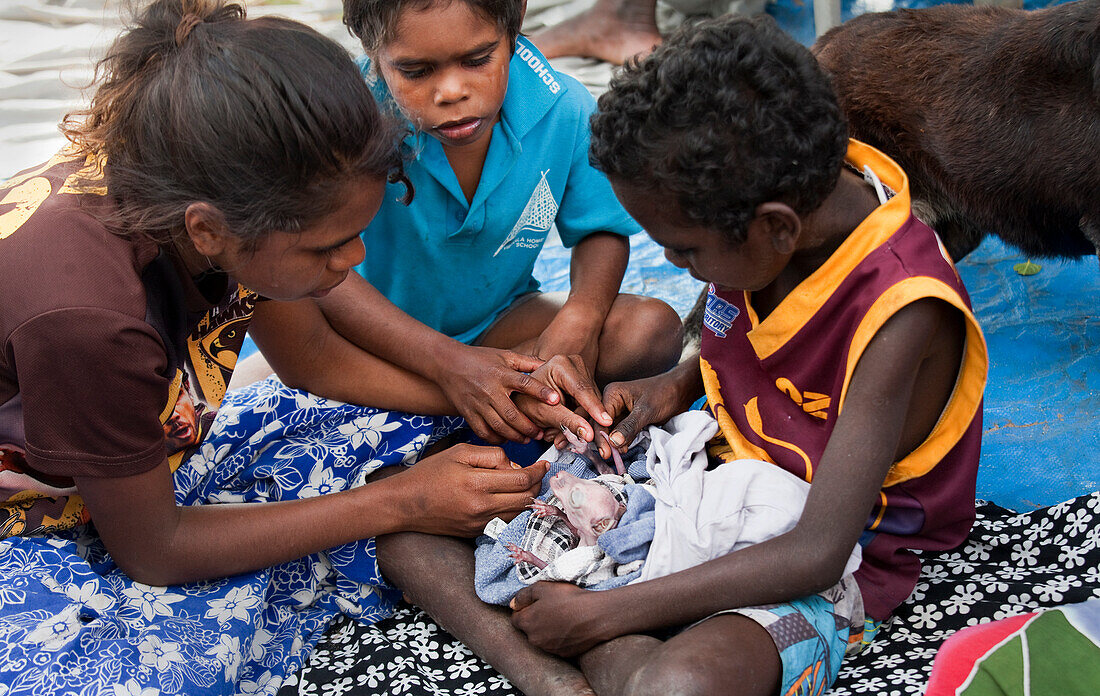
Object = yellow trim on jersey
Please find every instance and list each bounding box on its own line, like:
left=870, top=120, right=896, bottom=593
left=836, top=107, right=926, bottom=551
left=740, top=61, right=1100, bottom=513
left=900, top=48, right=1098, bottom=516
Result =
left=839, top=277, right=988, bottom=488
left=868, top=491, right=889, bottom=531
left=39, top=493, right=87, bottom=530
left=167, top=450, right=186, bottom=473
left=700, top=357, right=774, bottom=464
left=746, top=140, right=912, bottom=360
left=745, top=396, right=814, bottom=481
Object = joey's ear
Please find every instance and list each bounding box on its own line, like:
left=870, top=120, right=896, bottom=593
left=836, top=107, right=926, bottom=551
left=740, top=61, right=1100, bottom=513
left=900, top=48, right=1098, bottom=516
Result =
left=183, top=202, right=231, bottom=258
left=520, top=0, right=528, bottom=23
left=592, top=518, right=616, bottom=535
left=752, top=201, right=801, bottom=255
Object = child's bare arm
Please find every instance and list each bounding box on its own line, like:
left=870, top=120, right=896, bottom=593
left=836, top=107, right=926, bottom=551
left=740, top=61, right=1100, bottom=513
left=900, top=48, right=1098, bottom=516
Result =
left=252, top=274, right=579, bottom=443
left=532, top=232, right=629, bottom=370
left=75, top=444, right=547, bottom=587
left=249, top=296, right=455, bottom=415
left=511, top=298, right=963, bottom=656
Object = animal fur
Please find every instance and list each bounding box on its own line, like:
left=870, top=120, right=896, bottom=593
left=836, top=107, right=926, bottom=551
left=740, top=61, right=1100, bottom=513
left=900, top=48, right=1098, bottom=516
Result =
left=813, top=0, right=1100, bottom=261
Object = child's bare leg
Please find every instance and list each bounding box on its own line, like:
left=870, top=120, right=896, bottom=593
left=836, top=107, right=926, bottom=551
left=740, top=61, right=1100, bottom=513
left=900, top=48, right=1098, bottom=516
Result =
left=376, top=531, right=595, bottom=696
left=577, top=634, right=663, bottom=695
left=578, top=614, right=781, bottom=696
left=477, top=292, right=684, bottom=383
left=595, top=293, right=684, bottom=381
left=531, top=0, right=661, bottom=65
left=226, top=352, right=275, bottom=391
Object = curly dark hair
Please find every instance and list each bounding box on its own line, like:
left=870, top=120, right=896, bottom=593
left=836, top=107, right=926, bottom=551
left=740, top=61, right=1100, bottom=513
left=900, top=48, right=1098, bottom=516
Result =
left=590, top=14, right=848, bottom=244
left=343, top=0, right=523, bottom=53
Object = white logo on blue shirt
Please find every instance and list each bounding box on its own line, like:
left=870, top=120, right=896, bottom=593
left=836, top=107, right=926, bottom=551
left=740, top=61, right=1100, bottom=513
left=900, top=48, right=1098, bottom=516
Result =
left=515, top=44, right=562, bottom=94
left=704, top=287, right=739, bottom=338
left=494, top=170, right=558, bottom=257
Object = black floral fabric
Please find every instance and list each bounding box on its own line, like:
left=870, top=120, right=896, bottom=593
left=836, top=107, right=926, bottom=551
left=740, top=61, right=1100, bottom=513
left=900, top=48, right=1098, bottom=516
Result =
left=279, top=493, right=1100, bottom=695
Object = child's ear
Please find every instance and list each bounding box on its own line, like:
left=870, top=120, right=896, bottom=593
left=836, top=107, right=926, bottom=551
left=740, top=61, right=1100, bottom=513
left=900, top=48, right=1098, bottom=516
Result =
left=519, top=0, right=528, bottom=24
left=753, top=202, right=801, bottom=255
left=184, top=202, right=231, bottom=258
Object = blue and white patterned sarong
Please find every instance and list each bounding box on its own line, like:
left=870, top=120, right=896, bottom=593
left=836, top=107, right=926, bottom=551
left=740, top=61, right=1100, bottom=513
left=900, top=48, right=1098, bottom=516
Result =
left=0, top=376, right=464, bottom=696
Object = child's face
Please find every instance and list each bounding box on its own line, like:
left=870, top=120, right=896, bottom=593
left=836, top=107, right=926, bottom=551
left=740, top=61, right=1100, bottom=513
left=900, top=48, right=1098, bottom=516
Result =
left=610, top=179, right=788, bottom=293
left=212, top=177, right=384, bottom=302
left=373, top=1, right=510, bottom=152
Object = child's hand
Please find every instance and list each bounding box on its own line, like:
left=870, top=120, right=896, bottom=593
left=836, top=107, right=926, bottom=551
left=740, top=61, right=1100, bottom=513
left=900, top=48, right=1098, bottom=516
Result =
left=514, top=354, right=613, bottom=440
left=434, top=345, right=562, bottom=444
left=397, top=444, right=547, bottom=536
left=602, top=369, right=699, bottom=452
left=531, top=305, right=602, bottom=377
left=510, top=581, right=616, bottom=657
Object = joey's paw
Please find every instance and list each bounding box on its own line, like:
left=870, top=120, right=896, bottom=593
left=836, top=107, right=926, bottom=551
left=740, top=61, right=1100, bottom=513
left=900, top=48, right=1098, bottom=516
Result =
left=529, top=500, right=563, bottom=518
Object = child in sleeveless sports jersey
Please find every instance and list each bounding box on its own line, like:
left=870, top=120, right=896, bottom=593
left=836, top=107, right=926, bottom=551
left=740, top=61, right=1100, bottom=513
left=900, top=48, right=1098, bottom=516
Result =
left=247, top=0, right=685, bottom=448
left=508, top=15, right=988, bottom=696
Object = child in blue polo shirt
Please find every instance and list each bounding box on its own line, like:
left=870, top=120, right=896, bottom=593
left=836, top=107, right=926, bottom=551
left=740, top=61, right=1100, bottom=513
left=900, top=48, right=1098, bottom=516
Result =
left=305, top=0, right=684, bottom=448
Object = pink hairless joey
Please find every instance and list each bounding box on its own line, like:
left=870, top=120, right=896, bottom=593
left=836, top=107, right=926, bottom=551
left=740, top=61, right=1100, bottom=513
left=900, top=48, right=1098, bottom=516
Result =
left=505, top=471, right=627, bottom=569
left=558, top=425, right=626, bottom=476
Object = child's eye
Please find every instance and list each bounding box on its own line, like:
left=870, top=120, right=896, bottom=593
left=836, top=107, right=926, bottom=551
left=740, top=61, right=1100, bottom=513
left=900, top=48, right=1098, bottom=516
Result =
left=464, top=53, right=494, bottom=68
left=397, top=66, right=429, bottom=79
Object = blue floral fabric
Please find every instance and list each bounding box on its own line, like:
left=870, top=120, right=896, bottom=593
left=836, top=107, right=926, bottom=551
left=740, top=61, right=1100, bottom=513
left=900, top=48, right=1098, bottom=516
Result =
left=0, top=376, right=464, bottom=696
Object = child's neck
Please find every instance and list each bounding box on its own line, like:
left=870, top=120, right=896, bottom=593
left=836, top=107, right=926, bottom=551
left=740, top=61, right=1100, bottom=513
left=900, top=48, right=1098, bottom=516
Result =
left=756, top=170, right=881, bottom=319
left=795, top=170, right=881, bottom=270
left=442, top=126, right=494, bottom=203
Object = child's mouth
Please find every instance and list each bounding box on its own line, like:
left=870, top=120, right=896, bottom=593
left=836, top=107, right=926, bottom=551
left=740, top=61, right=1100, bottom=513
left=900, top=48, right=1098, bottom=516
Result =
left=434, top=117, right=484, bottom=143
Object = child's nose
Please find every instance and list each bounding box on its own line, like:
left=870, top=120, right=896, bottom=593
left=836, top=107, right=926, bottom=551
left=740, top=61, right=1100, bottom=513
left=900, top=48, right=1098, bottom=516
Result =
left=330, top=237, right=366, bottom=272
left=663, top=248, right=689, bottom=268
left=433, top=69, right=467, bottom=105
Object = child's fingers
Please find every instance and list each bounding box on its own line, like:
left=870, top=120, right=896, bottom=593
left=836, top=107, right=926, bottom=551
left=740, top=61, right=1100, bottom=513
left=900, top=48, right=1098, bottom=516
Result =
left=549, top=366, right=611, bottom=427
left=483, top=394, right=543, bottom=441
left=507, top=370, right=561, bottom=406
left=459, top=444, right=513, bottom=470
left=609, top=408, right=648, bottom=448
left=463, top=412, right=504, bottom=445
left=510, top=584, right=537, bottom=611
left=504, top=351, right=546, bottom=375
left=480, top=461, right=548, bottom=494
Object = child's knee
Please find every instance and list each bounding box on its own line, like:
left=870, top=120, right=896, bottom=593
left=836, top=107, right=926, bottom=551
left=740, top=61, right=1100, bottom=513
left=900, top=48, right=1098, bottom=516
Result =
left=605, top=296, right=684, bottom=373
left=624, top=649, right=736, bottom=696
left=624, top=617, right=781, bottom=696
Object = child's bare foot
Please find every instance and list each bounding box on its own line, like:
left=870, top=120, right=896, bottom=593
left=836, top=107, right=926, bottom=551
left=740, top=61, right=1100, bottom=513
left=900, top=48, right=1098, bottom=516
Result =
left=532, top=0, right=661, bottom=65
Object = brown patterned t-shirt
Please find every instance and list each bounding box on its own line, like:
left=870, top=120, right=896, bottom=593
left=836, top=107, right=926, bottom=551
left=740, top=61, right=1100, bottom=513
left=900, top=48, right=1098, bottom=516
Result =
left=0, top=152, right=258, bottom=537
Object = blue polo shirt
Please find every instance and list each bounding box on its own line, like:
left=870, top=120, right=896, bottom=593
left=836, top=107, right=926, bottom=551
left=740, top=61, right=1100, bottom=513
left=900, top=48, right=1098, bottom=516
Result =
left=355, top=37, right=642, bottom=344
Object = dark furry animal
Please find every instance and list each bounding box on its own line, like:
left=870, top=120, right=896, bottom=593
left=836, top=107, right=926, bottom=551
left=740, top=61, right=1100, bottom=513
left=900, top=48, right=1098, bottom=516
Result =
left=813, top=0, right=1100, bottom=261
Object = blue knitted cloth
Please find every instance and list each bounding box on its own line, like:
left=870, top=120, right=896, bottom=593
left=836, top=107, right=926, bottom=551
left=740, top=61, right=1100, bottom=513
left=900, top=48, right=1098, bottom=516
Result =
left=474, top=440, right=656, bottom=605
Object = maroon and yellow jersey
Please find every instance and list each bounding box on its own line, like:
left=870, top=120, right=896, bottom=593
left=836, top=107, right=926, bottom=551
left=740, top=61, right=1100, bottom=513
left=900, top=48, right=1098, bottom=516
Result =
left=699, top=140, right=987, bottom=621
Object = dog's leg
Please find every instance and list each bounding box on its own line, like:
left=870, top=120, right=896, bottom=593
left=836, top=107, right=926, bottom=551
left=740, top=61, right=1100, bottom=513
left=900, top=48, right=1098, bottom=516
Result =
left=929, top=211, right=987, bottom=263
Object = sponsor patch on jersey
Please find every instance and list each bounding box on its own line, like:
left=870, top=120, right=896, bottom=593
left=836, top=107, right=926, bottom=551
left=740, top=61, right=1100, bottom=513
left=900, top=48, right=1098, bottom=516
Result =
left=703, top=286, right=739, bottom=338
